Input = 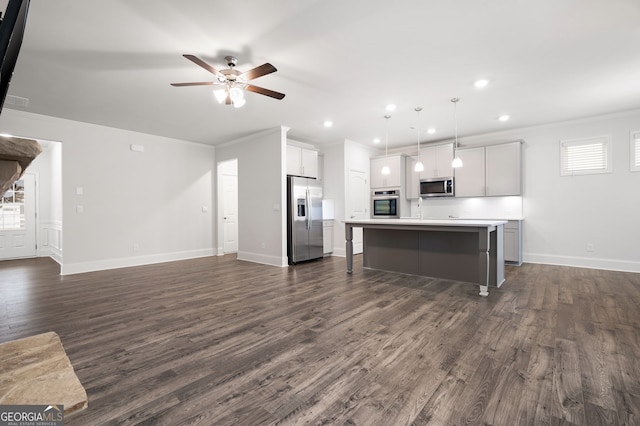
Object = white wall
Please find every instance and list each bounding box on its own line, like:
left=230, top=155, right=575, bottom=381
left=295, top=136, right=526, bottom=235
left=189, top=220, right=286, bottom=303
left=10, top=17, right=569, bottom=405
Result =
left=0, top=109, right=216, bottom=274
left=322, top=139, right=378, bottom=256
left=322, top=142, right=345, bottom=256
left=216, top=127, right=287, bottom=267
left=427, top=109, right=640, bottom=272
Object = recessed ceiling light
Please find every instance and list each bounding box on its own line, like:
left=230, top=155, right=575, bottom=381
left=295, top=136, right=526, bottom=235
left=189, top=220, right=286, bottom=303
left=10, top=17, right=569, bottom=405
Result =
left=385, top=104, right=396, bottom=112
left=498, top=115, right=510, bottom=122
left=373, top=138, right=381, bottom=144
left=427, top=128, right=436, bottom=135
left=323, top=120, right=333, bottom=128
left=474, top=79, right=489, bottom=88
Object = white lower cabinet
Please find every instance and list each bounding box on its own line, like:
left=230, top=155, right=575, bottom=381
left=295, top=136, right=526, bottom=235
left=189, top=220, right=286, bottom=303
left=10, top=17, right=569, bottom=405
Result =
left=504, top=220, right=522, bottom=265
left=323, top=220, right=333, bottom=255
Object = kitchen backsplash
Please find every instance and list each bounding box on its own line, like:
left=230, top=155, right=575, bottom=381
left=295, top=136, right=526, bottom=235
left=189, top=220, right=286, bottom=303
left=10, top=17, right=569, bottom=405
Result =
left=408, top=196, right=523, bottom=220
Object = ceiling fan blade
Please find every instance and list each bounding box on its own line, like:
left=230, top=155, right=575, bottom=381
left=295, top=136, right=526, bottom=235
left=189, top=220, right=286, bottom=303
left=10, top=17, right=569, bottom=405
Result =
left=170, top=81, right=217, bottom=87
left=241, top=63, right=277, bottom=81
left=245, top=84, right=285, bottom=100
left=183, top=54, right=224, bottom=78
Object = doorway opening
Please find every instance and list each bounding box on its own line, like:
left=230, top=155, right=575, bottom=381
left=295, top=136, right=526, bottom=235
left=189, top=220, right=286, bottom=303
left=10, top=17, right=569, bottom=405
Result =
left=217, top=159, right=238, bottom=254
left=0, top=139, right=62, bottom=262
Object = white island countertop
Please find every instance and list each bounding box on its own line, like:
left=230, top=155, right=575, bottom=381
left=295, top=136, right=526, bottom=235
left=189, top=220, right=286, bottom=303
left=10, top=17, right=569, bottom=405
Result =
left=344, top=218, right=508, bottom=227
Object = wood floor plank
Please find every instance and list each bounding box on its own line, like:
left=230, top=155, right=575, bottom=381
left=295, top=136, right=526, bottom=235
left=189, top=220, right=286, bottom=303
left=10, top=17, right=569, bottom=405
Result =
left=553, top=338, right=586, bottom=424
left=1, top=256, right=640, bottom=425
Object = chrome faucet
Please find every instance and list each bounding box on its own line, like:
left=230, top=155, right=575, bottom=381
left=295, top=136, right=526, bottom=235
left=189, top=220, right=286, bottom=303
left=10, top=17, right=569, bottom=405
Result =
left=418, top=196, right=424, bottom=220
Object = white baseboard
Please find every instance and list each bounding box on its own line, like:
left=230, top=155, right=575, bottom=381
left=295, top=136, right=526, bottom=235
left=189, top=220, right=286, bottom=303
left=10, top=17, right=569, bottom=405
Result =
left=43, top=251, right=62, bottom=265
left=332, top=247, right=346, bottom=257
left=61, top=248, right=215, bottom=275
left=236, top=251, right=287, bottom=267
left=524, top=253, right=640, bottom=273
left=331, top=241, right=362, bottom=258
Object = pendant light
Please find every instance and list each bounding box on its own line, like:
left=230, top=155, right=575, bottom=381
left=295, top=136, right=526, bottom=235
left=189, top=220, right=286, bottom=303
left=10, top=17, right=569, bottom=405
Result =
left=451, top=97, right=463, bottom=168
left=414, top=107, right=424, bottom=172
left=381, top=115, right=391, bottom=175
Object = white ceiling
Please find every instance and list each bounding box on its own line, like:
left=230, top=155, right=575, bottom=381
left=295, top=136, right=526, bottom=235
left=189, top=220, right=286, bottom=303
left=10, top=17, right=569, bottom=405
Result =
left=4, top=0, right=640, bottom=148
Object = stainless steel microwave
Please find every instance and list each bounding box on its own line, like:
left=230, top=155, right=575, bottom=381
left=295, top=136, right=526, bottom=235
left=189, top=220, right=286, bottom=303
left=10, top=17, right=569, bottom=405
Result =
left=420, top=177, right=454, bottom=197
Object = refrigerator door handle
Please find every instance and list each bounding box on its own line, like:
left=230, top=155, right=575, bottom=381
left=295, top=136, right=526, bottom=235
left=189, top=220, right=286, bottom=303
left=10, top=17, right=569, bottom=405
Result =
left=306, top=189, right=311, bottom=230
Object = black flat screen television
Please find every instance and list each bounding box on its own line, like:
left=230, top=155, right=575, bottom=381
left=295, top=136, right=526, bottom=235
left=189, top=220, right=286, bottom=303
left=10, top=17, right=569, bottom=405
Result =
left=0, top=0, right=30, bottom=114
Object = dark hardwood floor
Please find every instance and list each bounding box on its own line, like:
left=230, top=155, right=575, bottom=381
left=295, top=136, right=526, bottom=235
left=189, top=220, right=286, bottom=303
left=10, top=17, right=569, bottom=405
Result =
left=1, top=255, right=639, bottom=425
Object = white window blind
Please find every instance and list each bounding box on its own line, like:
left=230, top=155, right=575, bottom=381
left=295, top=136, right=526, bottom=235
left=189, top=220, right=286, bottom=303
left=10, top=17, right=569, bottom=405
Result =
left=560, top=135, right=611, bottom=176
left=631, top=131, right=640, bottom=172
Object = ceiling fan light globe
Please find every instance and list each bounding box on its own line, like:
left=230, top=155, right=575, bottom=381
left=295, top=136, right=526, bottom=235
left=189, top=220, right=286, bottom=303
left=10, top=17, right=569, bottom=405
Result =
left=213, top=89, right=227, bottom=104
left=414, top=161, right=424, bottom=172
left=233, top=98, right=246, bottom=108
left=230, top=87, right=244, bottom=102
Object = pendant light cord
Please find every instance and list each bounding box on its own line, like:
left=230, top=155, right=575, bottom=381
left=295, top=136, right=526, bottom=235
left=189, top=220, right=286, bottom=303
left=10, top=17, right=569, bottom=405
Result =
left=384, top=115, right=390, bottom=159
left=452, top=97, right=459, bottom=151
left=415, top=107, right=422, bottom=157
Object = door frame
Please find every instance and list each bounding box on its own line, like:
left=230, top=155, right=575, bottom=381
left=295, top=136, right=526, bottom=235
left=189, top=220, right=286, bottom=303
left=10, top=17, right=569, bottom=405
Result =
left=216, top=159, right=238, bottom=255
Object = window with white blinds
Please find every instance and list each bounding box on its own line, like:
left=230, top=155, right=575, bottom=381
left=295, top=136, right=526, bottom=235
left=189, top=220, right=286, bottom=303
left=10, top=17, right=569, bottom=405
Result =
left=631, top=131, right=640, bottom=172
left=560, top=135, right=611, bottom=176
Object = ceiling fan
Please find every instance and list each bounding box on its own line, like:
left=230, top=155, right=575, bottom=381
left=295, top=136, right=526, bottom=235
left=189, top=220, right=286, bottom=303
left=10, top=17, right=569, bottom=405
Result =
left=171, top=55, right=285, bottom=108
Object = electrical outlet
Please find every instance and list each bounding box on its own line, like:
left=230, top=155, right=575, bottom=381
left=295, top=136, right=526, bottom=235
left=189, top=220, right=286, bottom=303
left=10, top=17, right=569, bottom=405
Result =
left=261, top=242, right=266, bottom=249
left=586, top=243, right=595, bottom=252
left=133, top=243, right=140, bottom=252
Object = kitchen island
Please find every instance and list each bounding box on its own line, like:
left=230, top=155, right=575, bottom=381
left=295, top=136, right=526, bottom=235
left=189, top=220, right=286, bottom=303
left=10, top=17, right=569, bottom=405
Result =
left=344, top=218, right=507, bottom=296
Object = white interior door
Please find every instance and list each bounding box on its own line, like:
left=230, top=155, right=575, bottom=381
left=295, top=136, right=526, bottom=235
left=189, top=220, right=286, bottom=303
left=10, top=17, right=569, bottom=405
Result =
left=0, top=173, right=37, bottom=259
left=347, top=169, right=368, bottom=254
left=219, top=160, right=238, bottom=254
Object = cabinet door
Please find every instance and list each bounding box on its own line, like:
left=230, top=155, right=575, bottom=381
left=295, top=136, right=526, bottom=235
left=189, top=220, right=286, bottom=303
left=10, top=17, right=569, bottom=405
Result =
left=317, top=154, right=324, bottom=182
left=435, top=143, right=454, bottom=178
left=370, top=158, right=386, bottom=188
left=503, top=220, right=522, bottom=264
left=323, top=221, right=333, bottom=254
left=371, top=155, right=402, bottom=188
left=286, top=145, right=301, bottom=176
left=419, top=143, right=454, bottom=178
left=504, top=228, right=517, bottom=262
left=301, top=148, right=318, bottom=178
left=485, top=142, right=521, bottom=196
left=454, top=147, right=485, bottom=197
left=419, top=146, right=438, bottom=180
left=287, top=146, right=318, bottom=178
left=405, top=156, right=420, bottom=199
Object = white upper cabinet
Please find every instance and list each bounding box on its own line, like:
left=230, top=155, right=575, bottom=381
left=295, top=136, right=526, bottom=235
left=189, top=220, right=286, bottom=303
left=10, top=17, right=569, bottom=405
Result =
left=485, top=142, right=521, bottom=196
left=370, top=155, right=403, bottom=189
left=454, top=146, right=485, bottom=197
left=454, top=141, right=522, bottom=197
left=404, top=156, right=420, bottom=199
left=419, top=143, right=454, bottom=179
left=287, top=145, right=318, bottom=178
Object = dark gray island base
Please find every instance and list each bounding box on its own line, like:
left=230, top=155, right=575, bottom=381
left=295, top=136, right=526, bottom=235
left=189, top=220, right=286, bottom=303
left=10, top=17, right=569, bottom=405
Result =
left=344, top=219, right=507, bottom=296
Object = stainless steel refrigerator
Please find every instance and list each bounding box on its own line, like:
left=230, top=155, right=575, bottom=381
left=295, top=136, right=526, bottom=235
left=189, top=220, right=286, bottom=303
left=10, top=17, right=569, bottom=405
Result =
left=287, top=176, right=323, bottom=265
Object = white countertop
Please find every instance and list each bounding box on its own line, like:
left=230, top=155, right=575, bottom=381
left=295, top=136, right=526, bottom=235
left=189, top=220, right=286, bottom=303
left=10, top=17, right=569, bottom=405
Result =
left=344, top=218, right=508, bottom=227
